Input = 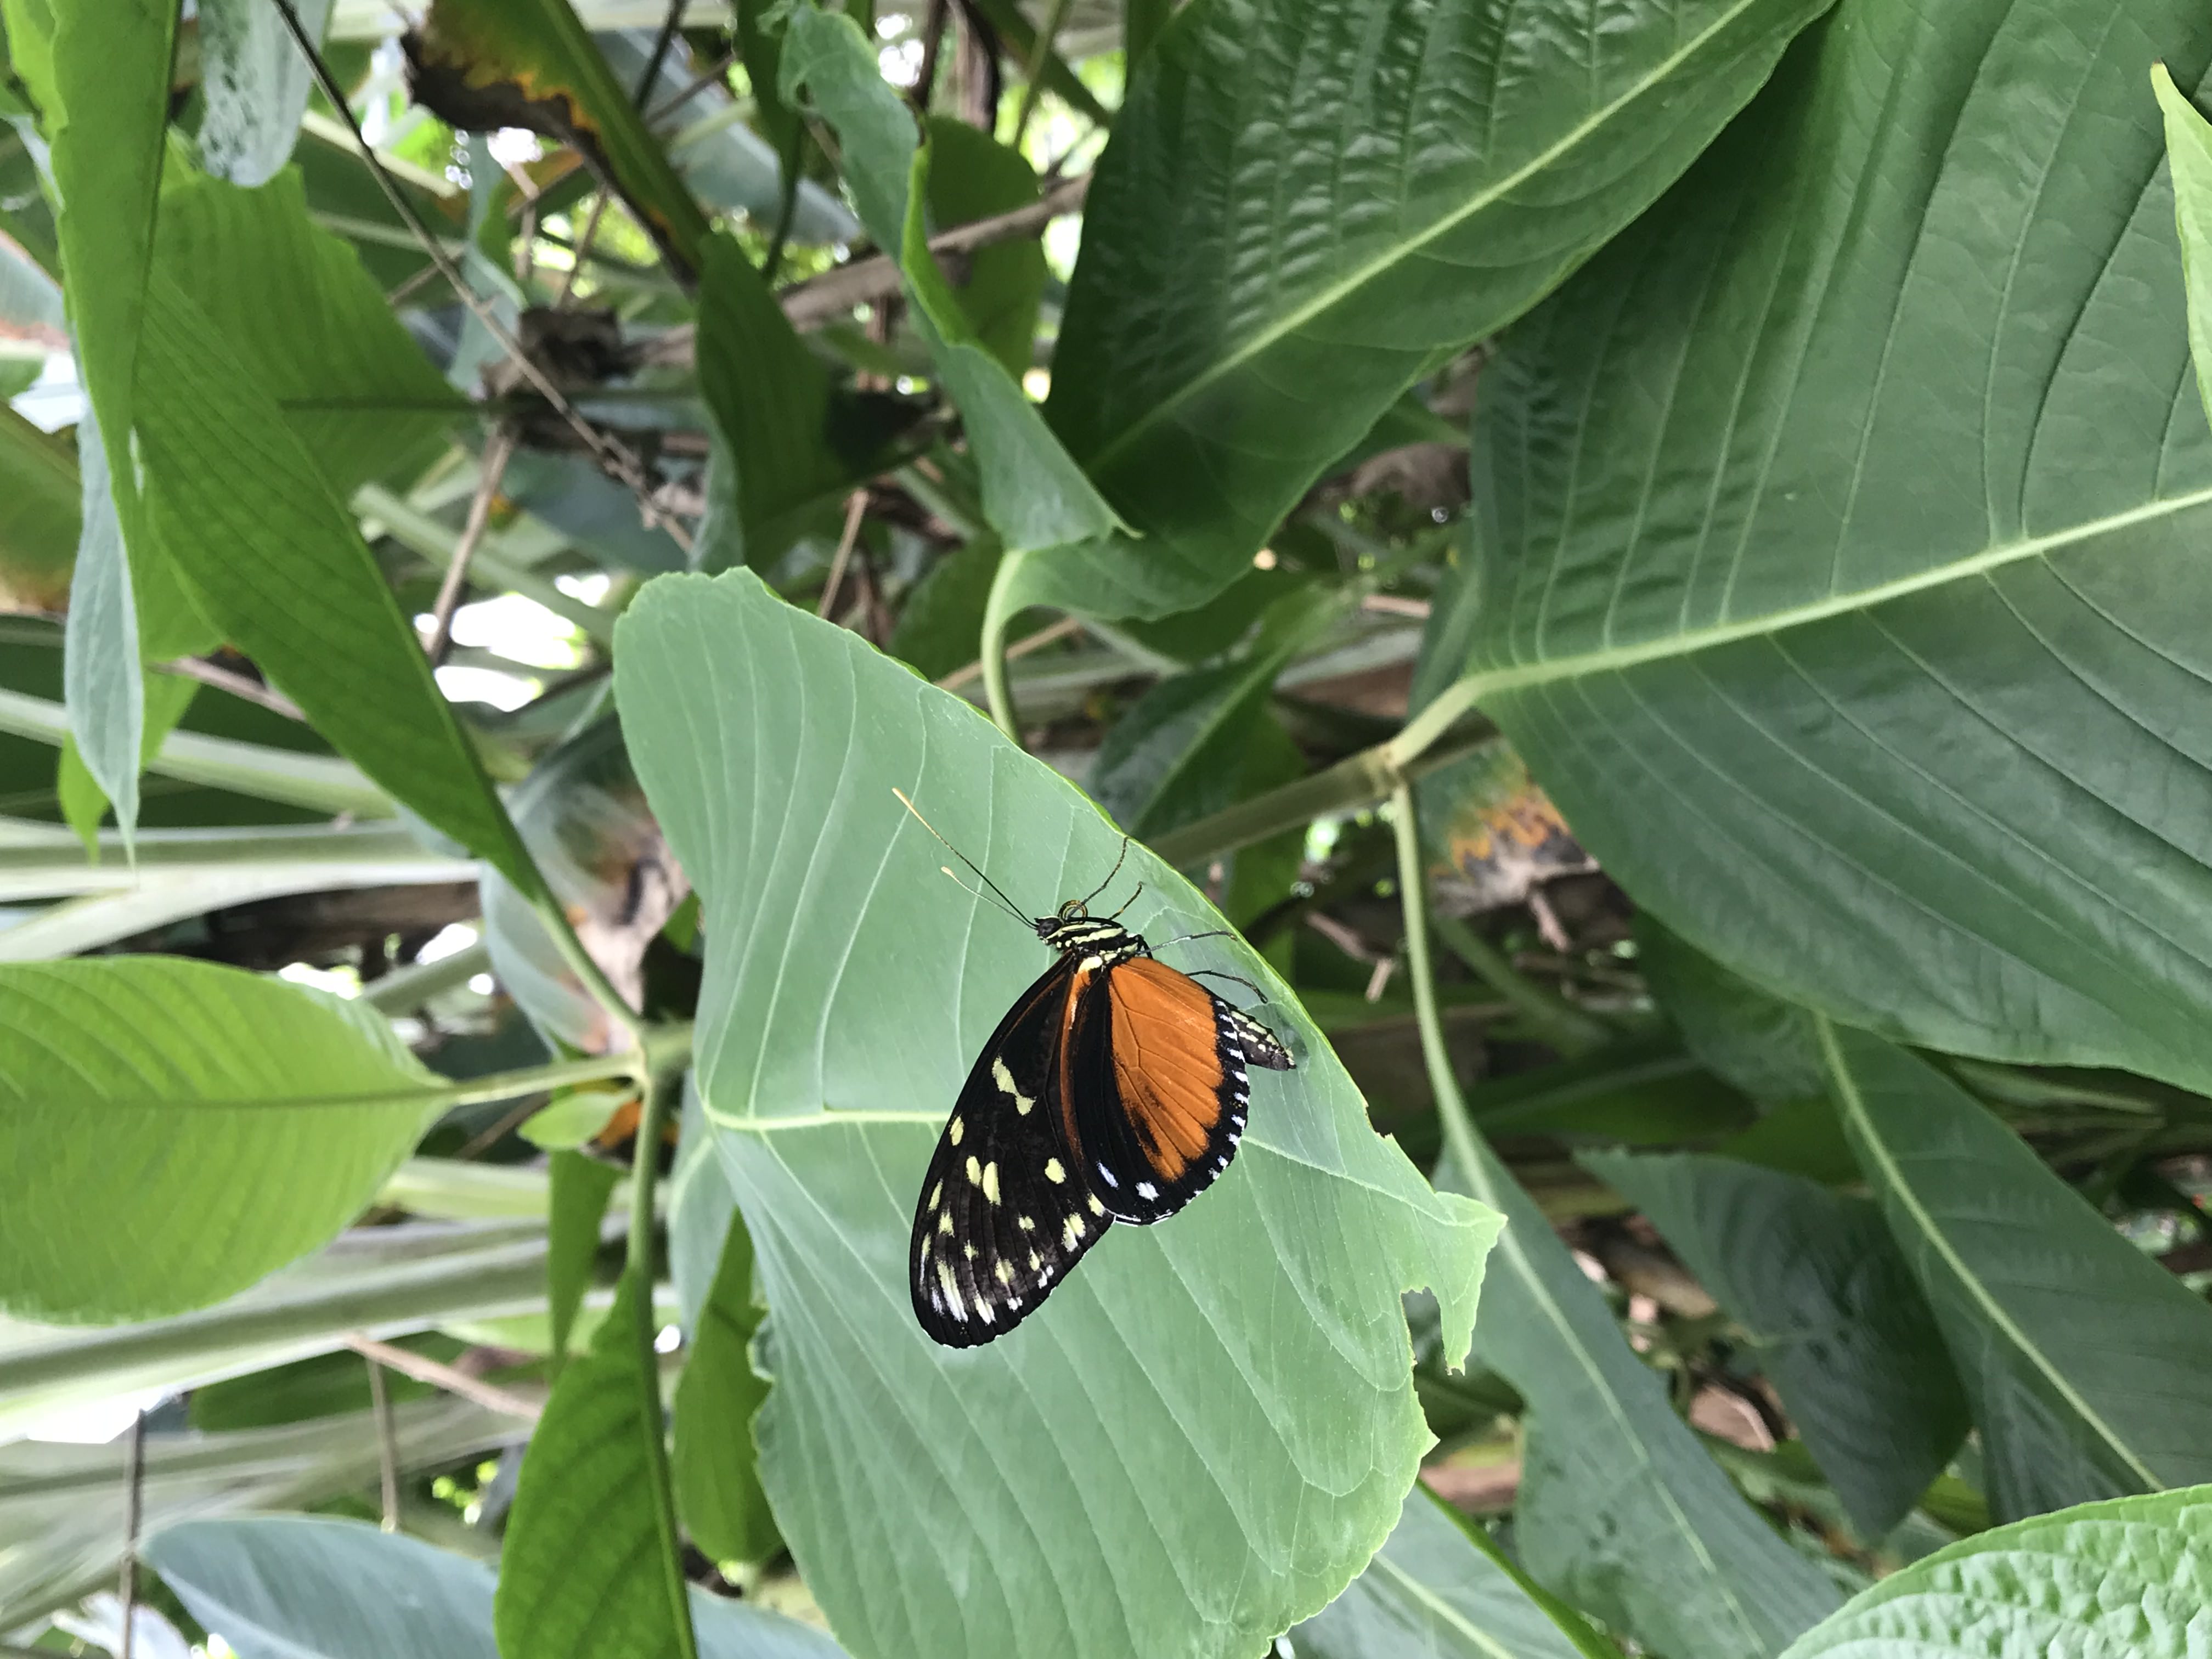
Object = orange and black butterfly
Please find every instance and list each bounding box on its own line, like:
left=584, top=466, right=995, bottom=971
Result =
left=894, top=791, right=1294, bottom=1348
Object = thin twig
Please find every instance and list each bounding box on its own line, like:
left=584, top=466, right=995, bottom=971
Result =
left=912, top=0, right=952, bottom=113
left=1009, top=0, right=1077, bottom=148
left=344, top=1333, right=546, bottom=1421
left=268, top=0, right=688, bottom=555
left=817, top=490, right=870, bottom=619
left=935, top=614, right=1083, bottom=690
left=153, top=656, right=306, bottom=721
left=555, top=191, right=612, bottom=307
left=634, top=0, right=690, bottom=106
left=118, top=1410, right=145, bottom=1659
left=644, top=48, right=738, bottom=126
left=425, top=427, right=520, bottom=666
left=365, top=1355, right=400, bottom=1531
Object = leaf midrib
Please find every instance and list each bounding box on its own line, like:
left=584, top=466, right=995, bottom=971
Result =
left=1367, top=1551, right=1521, bottom=1659
left=1402, top=482, right=2212, bottom=751
left=1819, top=1019, right=2163, bottom=1491
left=1076, top=0, right=1784, bottom=475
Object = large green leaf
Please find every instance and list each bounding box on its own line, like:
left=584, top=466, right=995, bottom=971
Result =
left=923, top=117, right=1045, bottom=380
left=1822, top=1023, right=2212, bottom=1520
left=614, top=568, right=1499, bottom=1659
left=1440, top=1136, right=1843, bottom=1658
left=1437, top=0, right=2212, bottom=1091
left=1582, top=1148, right=1968, bottom=1541
left=1778, top=1485, right=2212, bottom=1659
left=155, top=167, right=466, bottom=495
left=1037, top=0, right=1835, bottom=618
left=0, top=958, right=438, bottom=1323
left=1288, top=1486, right=1611, bottom=1659
left=150, top=1514, right=847, bottom=1659
left=779, top=3, right=1122, bottom=556
left=496, top=1270, right=690, bottom=1659
left=133, top=264, right=538, bottom=889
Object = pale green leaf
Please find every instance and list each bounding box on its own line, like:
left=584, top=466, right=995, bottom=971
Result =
left=1822, top=1022, right=2212, bottom=1520
left=1039, top=0, right=1835, bottom=618
left=0, top=958, right=441, bottom=1322
left=614, top=567, right=1499, bottom=1659
left=2154, top=62, right=2212, bottom=428
left=1779, top=1485, right=2212, bottom=1659
left=1442, top=3, right=2212, bottom=1091
left=198, top=0, right=334, bottom=188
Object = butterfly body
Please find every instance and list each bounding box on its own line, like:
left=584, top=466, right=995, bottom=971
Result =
left=910, top=900, right=1293, bottom=1348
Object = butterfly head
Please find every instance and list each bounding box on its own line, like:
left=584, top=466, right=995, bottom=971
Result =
left=1035, top=900, right=1146, bottom=963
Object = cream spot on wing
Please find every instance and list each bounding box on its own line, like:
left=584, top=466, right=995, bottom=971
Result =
left=1045, top=1158, right=1066, bottom=1184
left=1017, top=1215, right=1035, bottom=1231
left=995, top=1260, right=1014, bottom=1284
left=937, top=1261, right=963, bottom=1318
left=966, top=1154, right=983, bottom=1186
left=928, top=1181, right=943, bottom=1209
left=949, top=1116, right=964, bottom=1146
left=938, top=1210, right=954, bottom=1235
left=1087, top=1194, right=1105, bottom=1217
left=982, top=1161, right=1001, bottom=1205
left=1028, top=1250, right=1042, bottom=1270
left=1063, top=1214, right=1085, bottom=1249
left=990, top=1057, right=1035, bottom=1115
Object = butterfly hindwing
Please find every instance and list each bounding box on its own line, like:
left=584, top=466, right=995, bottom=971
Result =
left=1059, top=955, right=1258, bottom=1225
left=909, top=960, right=1114, bottom=1347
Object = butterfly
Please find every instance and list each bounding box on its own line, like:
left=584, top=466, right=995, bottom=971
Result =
left=894, top=791, right=1294, bottom=1348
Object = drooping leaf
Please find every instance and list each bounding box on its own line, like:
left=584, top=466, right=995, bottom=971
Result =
left=404, top=0, right=712, bottom=276
left=1037, top=0, right=1837, bottom=618
left=1289, top=1485, right=1614, bottom=1659
left=59, top=404, right=142, bottom=847
left=1632, top=915, right=1824, bottom=1105
left=0, top=406, right=76, bottom=612
left=154, top=166, right=467, bottom=494
left=150, top=1514, right=846, bottom=1659
left=2154, top=62, right=2212, bottom=427
left=1777, top=1485, right=2212, bottom=1659
left=1822, top=1022, right=2212, bottom=1520
left=1582, top=1148, right=1969, bottom=1541
left=1446, top=2, right=2212, bottom=1093
left=614, top=567, right=1500, bottom=1659
left=495, top=1269, right=690, bottom=1659
left=779, top=3, right=1123, bottom=555
left=672, top=1204, right=781, bottom=1567
left=132, top=266, right=538, bottom=890
left=0, top=958, right=440, bottom=1322
left=197, top=0, right=334, bottom=188
left=923, top=117, right=1045, bottom=380
left=1438, top=1135, right=1842, bottom=1658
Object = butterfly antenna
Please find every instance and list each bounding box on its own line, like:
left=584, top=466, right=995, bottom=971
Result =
left=892, top=788, right=1032, bottom=926
left=1079, top=833, right=1132, bottom=910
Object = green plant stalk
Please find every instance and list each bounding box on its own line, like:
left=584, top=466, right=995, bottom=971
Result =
left=353, top=484, right=617, bottom=646
left=362, top=938, right=492, bottom=1011
left=1430, top=911, right=1611, bottom=1057
left=1009, top=0, right=1078, bottom=146
left=978, top=545, right=1029, bottom=741
left=1389, top=780, right=1487, bottom=1188
left=1388, top=785, right=1624, bottom=1656
left=0, top=687, right=392, bottom=816
left=763, top=117, right=806, bottom=285
left=626, top=1069, right=699, bottom=1659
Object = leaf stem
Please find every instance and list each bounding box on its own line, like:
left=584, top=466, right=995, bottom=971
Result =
left=1389, top=780, right=1486, bottom=1188
left=978, top=546, right=1029, bottom=741
left=625, top=1070, right=699, bottom=1659
left=1429, top=911, right=1611, bottom=1057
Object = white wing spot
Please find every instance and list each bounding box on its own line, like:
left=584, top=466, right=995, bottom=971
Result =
left=937, top=1261, right=964, bottom=1319
left=1136, top=1181, right=1158, bottom=1200
left=966, top=1154, right=983, bottom=1187
left=982, top=1161, right=1001, bottom=1204
left=991, top=1056, right=1036, bottom=1114
left=1045, top=1158, right=1066, bottom=1184
left=1096, top=1163, right=1119, bottom=1188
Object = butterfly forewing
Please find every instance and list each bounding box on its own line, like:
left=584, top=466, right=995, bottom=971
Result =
left=1057, top=956, right=1259, bottom=1225
left=909, top=961, right=1114, bottom=1347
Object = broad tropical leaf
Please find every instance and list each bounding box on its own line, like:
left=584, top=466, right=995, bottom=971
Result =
left=1778, top=1485, right=2212, bottom=1659
left=614, top=568, right=1499, bottom=1659
left=1822, top=1023, right=2212, bottom=1519
left=1037, top=0, right=1837, bottom=618
left=0, top=959, right=439, bottom=1322
left=1438, top=0, right=2212, bottom=1091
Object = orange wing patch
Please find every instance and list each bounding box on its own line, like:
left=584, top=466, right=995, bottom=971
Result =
left=1108, top=958, right=1229, bottom=1184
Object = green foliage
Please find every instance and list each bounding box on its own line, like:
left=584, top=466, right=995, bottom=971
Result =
left=8, top=3, right=2212, bottom=1657
left=0, top=958, right=438, bottom=1321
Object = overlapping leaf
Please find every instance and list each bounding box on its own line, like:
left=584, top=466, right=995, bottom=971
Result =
left=0, top=958, right=439, bottom=1322
left=1037, top=0, right=1837, bottom=617
left=616, top=568, right=1499, bottom=1659
left=1822, top=1023, right=2212, bottom=1520
left=1442, top=0, right=2212, bottom=1091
